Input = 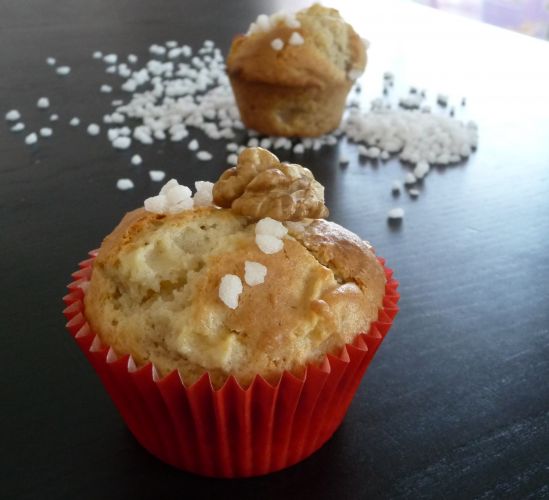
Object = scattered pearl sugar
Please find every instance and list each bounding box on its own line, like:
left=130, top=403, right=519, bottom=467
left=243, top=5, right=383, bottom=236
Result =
left=92, top=51, right=103, bottom=59
left=227, top=153, right=238, bottom=165
left=159, top=179, right=178, bottom=194
left=256, top=234, right=284, bottom=254
left=413, top=160, right=430, bottom=179
left=69, top=117, right=80, bottom=126
left=109, top=112, right=124, bottom=124
left=87, top=123, right=100, bottom=136
left=37, top=97, right=50, bottom=109
left=147, top=179, right=194, bottom=214
left=118, top=64, right=132, bottom=78
left=256, top=217, right=288, bottom=239
left=271, top=38, right=284, bottom=51
left=149, top=44, right=166, bottom=56
left=226, top=142, right=238, bottom=152
left=169, top=124, right=188, bottom=142
left=219, top=274, right=243, bottom=309
left=293, top=143, right=305, bottom=154
left=255, top=217, right=287, bottom=254
left=116, top=178, right=134, bottom=190
left=408, top=188, right=420, bottom=198
left=10, top=122, right=25, bottom=132
left=24, top=133, right=38, bottom=145
left=188, top=139, right=199, bottom=151
left=391, top=180, right=402, bottom=194
left=134, top=127, right=153, bottom=144
left=14, top=38, right=474, bottom=215
left=248, top=14, right=270, bottom=34
left=343, top=105, right=477, bottom=165
left=104, top=53, right=117, bottom=64
left=128, top=54, right=138, bottom=63
left=131, top=154, right=142, bottom=165
left=368, top=146, right=381, bottom=158
left=112, top=136, right=132, bottom=149
left=339, top=156, right=350, bottom=165
left=149, top=170, right=166, bottom=182
left=247, top=10, right=300, bottom=34
left=56, top=66, right=71, bottom=75
left=404, top=173, right=416, bottom=185
left=399, top=94, right=423, bottom=109
left=144, top=195, right=167, bottom=214
left=196, top=150, right=212, bottom=161
left=39, top=127, right=53, bottom=137
left=121, top=79, right=137, bottom=91
left=49, top=114, right=59, bottom=121
left=284, top=17, right=301, bottom=29
left=107, top=128, right=120, bottom=141
left=106, top=65, right=116, bottom=74
left=357, top=144, right=368, bottom=157
left=119, top=65, right=131, bottom=78
left=168, top=47, right=182, bottom=59
left=46, top=57, right=56, bottom=65
left=244, top=261, right=267, bottom=286
left=193, top=181, right=214, bottom=207
left=100, top=84, right=113, bottom=93
left=288, top=32, right=304, bottom=46
left=5, top=110, right=21, bottom=121
left=387, top=207, right=405, bottom=220
left=166, top=185, right=193, bottom=212
left=168, top=198, right=193, bottom=214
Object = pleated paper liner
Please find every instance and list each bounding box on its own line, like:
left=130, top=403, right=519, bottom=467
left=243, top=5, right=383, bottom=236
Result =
left=63, top=250, right=399, bottom=478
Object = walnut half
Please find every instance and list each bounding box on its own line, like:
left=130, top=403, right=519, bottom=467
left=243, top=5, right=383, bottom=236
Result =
left=212, top=147, right=329, bottom=221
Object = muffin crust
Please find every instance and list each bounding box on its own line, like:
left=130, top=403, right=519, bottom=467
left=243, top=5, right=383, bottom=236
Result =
left=85, top=208, right=385, bottom=387
left=227, top=4, right=367, bottom=136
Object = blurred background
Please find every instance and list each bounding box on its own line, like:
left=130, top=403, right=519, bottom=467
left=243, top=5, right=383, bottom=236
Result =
left=413, top=0, right=549, bottom=40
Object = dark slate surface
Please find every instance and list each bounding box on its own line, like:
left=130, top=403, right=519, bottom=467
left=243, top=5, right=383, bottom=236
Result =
left=1, top=1, right=548, bottom=498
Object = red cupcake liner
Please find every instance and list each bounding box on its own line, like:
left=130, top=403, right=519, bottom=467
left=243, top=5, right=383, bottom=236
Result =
left=63, top=250, right=399, bottom=477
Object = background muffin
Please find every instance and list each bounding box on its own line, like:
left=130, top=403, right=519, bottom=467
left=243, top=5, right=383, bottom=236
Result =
left=227, top=4, right=367, bottom=137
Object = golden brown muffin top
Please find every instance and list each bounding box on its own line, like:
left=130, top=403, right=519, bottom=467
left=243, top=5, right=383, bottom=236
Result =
left=84, top=148, right=385, bottom=388
left=227, top=4, right=367, bottom=88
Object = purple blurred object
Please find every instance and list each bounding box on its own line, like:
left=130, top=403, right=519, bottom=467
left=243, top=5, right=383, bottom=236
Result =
left=415, top=0, right=549, bottom=40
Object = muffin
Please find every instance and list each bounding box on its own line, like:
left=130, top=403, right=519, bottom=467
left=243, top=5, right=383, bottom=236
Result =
left=64, top=147, right=399, bottom=477
left=227, top=4, right=367, bottom=137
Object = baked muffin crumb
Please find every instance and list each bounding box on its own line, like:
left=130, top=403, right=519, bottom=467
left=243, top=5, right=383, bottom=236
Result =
left=84, top=148, right=385, bottom=387
left=227, top=4, right=367, bottom=136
